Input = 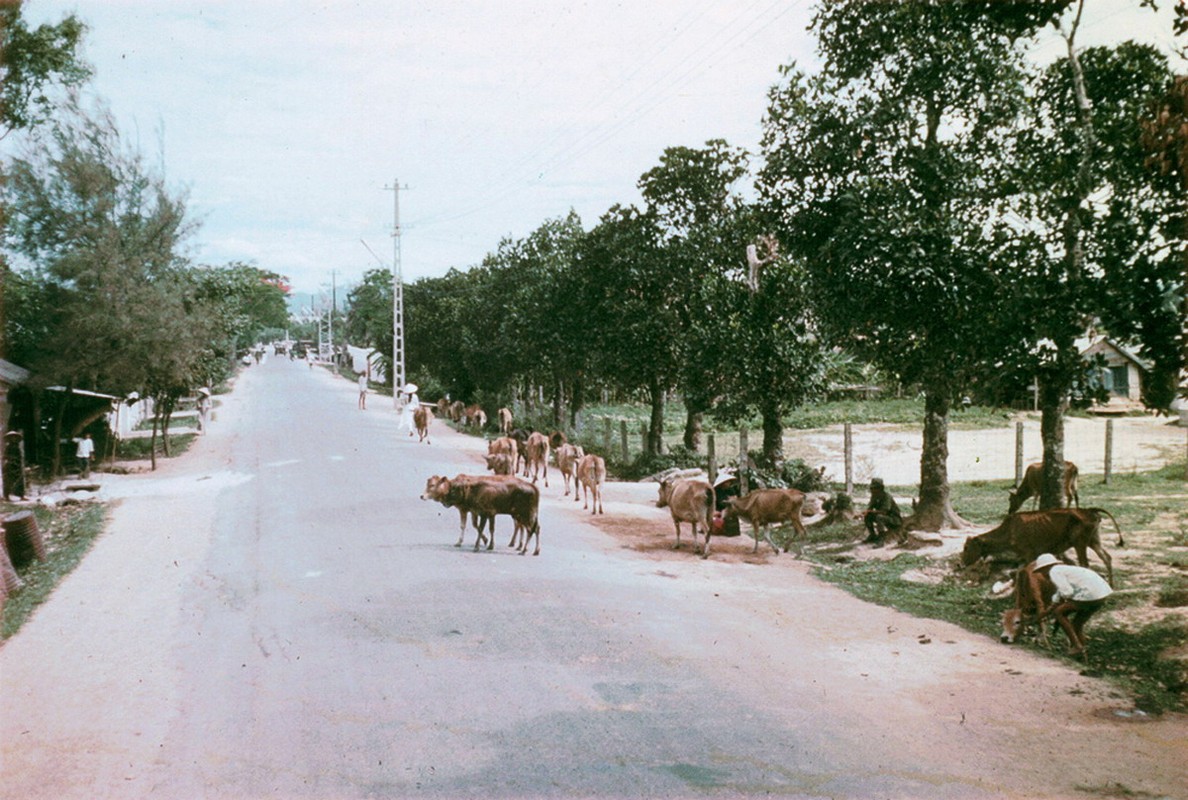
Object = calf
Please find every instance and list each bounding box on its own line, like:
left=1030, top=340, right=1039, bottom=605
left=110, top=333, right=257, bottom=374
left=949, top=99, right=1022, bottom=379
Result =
left=960, top=507, right=1122, bottom=587
left=657, top=477, right=715, bottom=559
left=554, top=443, right=585, bottom=499
left=723, top=488, right=808, bottom=555
left=498, top=407, right=513, bottom=435
left=576, top=453, right=606, bottom=514
left=524, top=431, right=550, bottom=487
left=488, top=436, right=519, bottom=469
left=413, top=406, right=434, bottom=444
left=1000, top=565, right=1056, bottom=646
left=1008, top=460, right=1079, bottom=514
left=420, top=474, right=542, bottom=555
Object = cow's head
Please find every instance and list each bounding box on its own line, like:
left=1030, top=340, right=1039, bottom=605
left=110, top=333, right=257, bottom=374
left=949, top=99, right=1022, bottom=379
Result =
left=657, top=479, right=673, bottom=508
left=1000, top=608, right=1023, bottom=643
left=721, top=497, right=741, bottom=523
left=420, top=475, right=450, bottom=501
left=959, top=535, right=986, bottom=567
left=1006, top=488, right=1026, bottom=515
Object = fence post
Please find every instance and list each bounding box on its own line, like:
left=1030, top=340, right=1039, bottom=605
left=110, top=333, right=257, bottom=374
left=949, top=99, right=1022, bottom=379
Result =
left=640, top=421, right=649, bottom=456
left=739, top=428, right=749, bottom=496
left=620, top=420, right=629, bottom=464
left=1015, top=421, right=1025, bottom=487
left=707, top=433, right=717, bottom=486
left=844, top=422, right=853, bottom=497
left=603, top=417, right=612, bottom=454
left=1104, top=418, right=1114, bottom=485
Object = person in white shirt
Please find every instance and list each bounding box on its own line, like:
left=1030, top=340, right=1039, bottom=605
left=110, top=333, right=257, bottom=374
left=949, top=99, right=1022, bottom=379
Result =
left=1030, top=553, right=1113, bottom=658
left=357, top=373, right=368, bottom=410
left=75, top=433, right=95, bottom=478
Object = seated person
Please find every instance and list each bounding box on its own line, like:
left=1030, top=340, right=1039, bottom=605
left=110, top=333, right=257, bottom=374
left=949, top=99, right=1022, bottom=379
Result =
left=862, top=478, right=903, bottom=546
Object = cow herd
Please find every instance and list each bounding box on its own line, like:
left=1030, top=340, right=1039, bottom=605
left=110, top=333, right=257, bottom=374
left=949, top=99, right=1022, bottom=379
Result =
left=415, top=410, right=1120, bottom=654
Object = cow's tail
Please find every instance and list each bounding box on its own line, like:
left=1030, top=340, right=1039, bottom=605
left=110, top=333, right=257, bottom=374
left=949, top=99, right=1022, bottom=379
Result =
left=1089, top=507, right=1124, bottom=546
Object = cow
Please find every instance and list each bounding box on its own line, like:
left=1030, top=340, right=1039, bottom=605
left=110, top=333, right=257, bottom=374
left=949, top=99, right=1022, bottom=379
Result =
left=420, top=474, right=542, bottom=555
left=413, top=405, right=434, bottom=444
left=554, top=443, right=585, bottom=499
left=464, top=404, right=487, bottom=429
left=436, top=397, right=451, bottom=418
left=657, top=476, right=715, bottom=559
left=498, top=407, right=513, bottom=435
left=488, top=435, right=518, bottom=466
left=723, top=488, right=808, bottom=555
left=576, top=453, right=606, bottom=514
left=1008, top=460, right=1080, bottom=514
left=549, top=431, right=567, bottom=450
left=509, top=429, right=531, bottom=476
left=959, top=507, right=1122, bottom=587
left=1001, top=564, right=1056, bottom=646
left=524, top=431, right=550, bottom=487
left=448, top=400, right=465, bottom=422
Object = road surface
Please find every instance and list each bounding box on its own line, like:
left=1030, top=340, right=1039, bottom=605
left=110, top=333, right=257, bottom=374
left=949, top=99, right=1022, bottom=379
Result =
left=2, top=357, right=1185, bottom=799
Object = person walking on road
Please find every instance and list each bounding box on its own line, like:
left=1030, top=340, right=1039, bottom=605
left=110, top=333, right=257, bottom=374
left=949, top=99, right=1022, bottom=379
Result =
left=357, top=373, right=369, bottom=410
left=397, top=384, right=420, bottom=436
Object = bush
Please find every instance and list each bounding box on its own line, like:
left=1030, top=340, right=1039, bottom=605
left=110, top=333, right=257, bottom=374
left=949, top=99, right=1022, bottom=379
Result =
left=740, top=453, right=829, bottom=493
left=618, top=445, right=705, bottom=481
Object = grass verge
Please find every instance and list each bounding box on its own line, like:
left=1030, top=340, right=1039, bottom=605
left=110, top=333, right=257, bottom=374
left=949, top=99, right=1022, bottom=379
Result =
left=2, top=503, right=108, bottom=640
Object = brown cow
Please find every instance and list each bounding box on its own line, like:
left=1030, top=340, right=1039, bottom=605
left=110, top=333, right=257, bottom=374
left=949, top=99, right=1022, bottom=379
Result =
left=413, top=406, right=434, bottom=444
left=576, top=453, right=606, bottom=514
left=488, top=436, right=519, bottom=468
left=464, top=404, right=488, bottom=429
left=960, top=507, right=1122, bottom=587
left=1008, top=460, right=1080, bottom=514
left=524, top=431, right=550, bottom=487
left=436, top=397, right=451, bottom=418
left=657, top=477, right=715, bottom=558
left=420, top=474, right=541, bottom=555
left=498, top=407, right=513, bottom=435
left=554, top=443, right=585, bottom=499
left=448, top=400, right=465, bottom=422
left=723, top=488, right=808, bottom=555
left=1000, top=564, right=1056, bottom=646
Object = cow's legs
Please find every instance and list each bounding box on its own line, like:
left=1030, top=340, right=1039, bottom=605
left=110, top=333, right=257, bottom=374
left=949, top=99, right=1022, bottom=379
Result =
left=1087, top=544, right=1113, bottom=588
left=454, top=510, right=469, bottom=547
left=785, top=519, right=808, bottom=553
left=763, top=525, right=781, bottom=555
left=673, top=521, right=683, bottom=550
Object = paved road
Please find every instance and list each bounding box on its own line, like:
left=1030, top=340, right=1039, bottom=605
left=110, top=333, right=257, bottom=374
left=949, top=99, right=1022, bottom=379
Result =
left=2, top=357, right=1185, bottom=799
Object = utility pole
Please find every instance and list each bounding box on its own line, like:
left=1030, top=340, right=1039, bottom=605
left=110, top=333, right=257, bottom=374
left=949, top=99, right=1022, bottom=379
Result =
left=385, top=178, right=408, bottom=409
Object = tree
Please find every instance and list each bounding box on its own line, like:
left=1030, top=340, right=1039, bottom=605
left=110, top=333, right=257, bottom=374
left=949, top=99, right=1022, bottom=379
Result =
left=344, top=267, right=393, bottom=381
left=998, top=12, right=1179, bottom=507
left=760, top=1, right=1053, bottom=529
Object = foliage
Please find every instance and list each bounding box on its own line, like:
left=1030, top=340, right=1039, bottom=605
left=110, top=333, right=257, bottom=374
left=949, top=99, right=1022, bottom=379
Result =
left=0, top=5, right=91, bottom=137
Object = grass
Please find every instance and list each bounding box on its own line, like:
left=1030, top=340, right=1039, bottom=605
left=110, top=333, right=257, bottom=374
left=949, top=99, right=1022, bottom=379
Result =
left=112, top=433, right=198, bottom=461
left=2, top=503, right=108, bottom=639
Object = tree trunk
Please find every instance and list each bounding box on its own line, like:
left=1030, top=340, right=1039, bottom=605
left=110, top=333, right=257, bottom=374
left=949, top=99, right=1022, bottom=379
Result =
left=682, top=408, right=703, bottom=452
left=569, top=373, right=585, bottom=428
left=760, top=402, right=783, bottom=467
left=647, top=379, right=665, bottom=456
left=150, top=410, right=159, bottom=471
left=907, top=388, right=968, bottom=531
left=551, top=378, right=564, bottom=429
left=1038, top=378, right=1067, bottom=510
left=51, top=388, right=71, bottom=478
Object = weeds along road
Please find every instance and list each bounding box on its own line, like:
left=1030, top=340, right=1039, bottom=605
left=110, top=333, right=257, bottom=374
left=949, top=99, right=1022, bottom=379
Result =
left=1, top=356, right=1185, bottom=800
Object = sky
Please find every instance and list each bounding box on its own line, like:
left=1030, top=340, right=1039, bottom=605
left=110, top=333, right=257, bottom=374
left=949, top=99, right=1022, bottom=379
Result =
left=18, top=1, right=1182, bottom=301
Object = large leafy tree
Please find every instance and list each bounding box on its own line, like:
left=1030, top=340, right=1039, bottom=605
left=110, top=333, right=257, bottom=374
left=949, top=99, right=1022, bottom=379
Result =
left=760, top=1, right=1057, bottom=529
left=998, top=13, right=1179, bottom=507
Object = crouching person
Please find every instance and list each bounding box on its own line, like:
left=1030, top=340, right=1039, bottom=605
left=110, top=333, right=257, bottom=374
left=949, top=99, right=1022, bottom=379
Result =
left=1030, top=553, right=1113, bottom=659
left=862, top=478, right=903, bottom=547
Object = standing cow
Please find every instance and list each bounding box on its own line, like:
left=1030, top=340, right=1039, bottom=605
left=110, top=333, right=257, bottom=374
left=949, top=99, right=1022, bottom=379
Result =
left=723, top=488, right=808, bottom=555
left=657, top=476, right=715, bottom=559
left=576, top=453, right=606, bottom=514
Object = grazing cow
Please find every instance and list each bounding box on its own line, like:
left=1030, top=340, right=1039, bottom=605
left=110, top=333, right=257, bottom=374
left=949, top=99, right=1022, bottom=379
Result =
left=1001, top=564, right=1056, bottom=646
left=657, top=477, right=715, bottom=558
left=448, top=400, right=465, bottom=422
left=413, top=406, right=434, bottom=444
left=576, top=453, right=606, bottom=514
left=464, top=404, right=488, bottom=429
left=420, top=474, right=542, bottom=555
left=1008, top=460, right=1080, bottom=514
left=723, top=488, right=808, bottom=555
left=554, top=443, right=585, bottom=499
left=485, top=453, right=514, bottom=475
left=498, top=407, right=513, bottom=435
left=524, top=431, right=550, bottom=486
left=960, top=507, right=1122, bottom=587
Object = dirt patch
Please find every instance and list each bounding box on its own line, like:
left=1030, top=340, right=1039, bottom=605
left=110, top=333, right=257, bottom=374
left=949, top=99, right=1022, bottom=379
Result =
left=590, top=512, right=778, bottom=565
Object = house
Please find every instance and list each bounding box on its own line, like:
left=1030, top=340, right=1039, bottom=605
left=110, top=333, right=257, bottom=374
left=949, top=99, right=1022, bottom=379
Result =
left=0, top=359, right=30, bottom=433
left=1077, top=336, right=1150, bottom=414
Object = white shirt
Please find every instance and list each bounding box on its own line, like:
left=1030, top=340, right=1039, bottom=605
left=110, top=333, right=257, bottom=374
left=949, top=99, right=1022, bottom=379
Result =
left=76, top=438, right=94, bottom=458
left=1048, top=565, right=1113, bottom=603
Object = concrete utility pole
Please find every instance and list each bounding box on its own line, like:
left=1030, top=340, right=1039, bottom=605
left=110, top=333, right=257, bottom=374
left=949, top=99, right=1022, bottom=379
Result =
left=385, top=179, right=408, bottom=409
